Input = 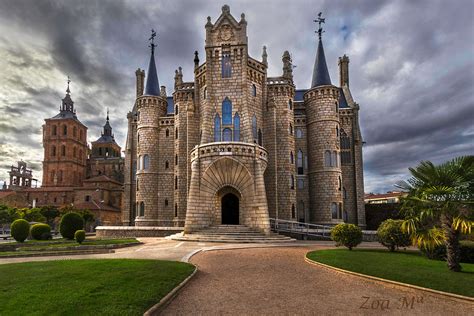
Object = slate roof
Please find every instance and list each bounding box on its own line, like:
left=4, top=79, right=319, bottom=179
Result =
left=144, top=49, right=160, bottom=96
left=311, top=39, right=332, bottom=87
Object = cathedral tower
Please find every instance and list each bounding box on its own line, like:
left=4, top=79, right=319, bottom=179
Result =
left=42, top=80, right=88, bottom=187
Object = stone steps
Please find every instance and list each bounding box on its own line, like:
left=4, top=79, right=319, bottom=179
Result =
left=169, top=225, right=295, bottom=243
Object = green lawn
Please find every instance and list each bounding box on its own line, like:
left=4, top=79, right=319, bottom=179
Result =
left=306, top=249, right=474, bottom=297
left=0, top=259, right=195, bottom=315
left=4, top=238, right=138, bottom=246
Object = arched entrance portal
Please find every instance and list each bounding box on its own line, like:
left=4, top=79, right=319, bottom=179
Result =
left=221, top=193, right=239, bottom=225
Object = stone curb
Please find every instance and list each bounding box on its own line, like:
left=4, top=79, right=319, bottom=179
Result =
left=304, top=254, right=474, bottom=303
left=0, top=249, right=115, bottom=259
left=143, top=265, right=198, bottom=316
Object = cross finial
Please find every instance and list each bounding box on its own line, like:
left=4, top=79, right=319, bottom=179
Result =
left=66, top=76, right=71, bottom=94
left=149, top=29, right=157, bottom=53
left=314, top=12, right=326, bottom=40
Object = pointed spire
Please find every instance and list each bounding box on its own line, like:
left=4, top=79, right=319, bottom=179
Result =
left=61, top=76, right=75, bottom=112
left=144, top=29, right=160, bottom=96
left=103, top=109, right=113, bottom=137
left=311, top=12, right=332, bottom=88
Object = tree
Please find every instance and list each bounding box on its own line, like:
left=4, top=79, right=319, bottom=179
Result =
left=397, top=156, right=474, bottom=272
left=40, top=206, right=60, bottom=226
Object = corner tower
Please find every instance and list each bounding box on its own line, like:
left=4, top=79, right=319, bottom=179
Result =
left=304, top=14, right=343, bottom=224
left=134, top=31, right=168, bottom=226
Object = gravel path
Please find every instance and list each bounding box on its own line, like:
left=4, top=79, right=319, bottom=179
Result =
left=162, top=247, right=473, bottom=315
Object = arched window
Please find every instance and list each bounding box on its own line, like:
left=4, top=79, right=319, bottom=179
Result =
left=175, top=154, right=178, bottom=166
left=139, top=202, right=145, bottom=216
left=290, top=174, right=295, bottom=190
left=175, top=203, right=178, bottom=217
left=175, top=104, right=178, bottom=115
left=288, top=100, right=292, bottom=110
left=137, top=155, right=141, bottom=170
left=338, top=176, right=342, bottom=190
left=222, top=98, right=232, bottom=125
left=297, top=179, right=304, bottom=189
left=175, top=176, right=178, bottom=190
left=73, top=126, right=77, bottom=137
left=136, top=178, right=139, bottom=191
left=222, top=51, right=231, bottom=78
left=252, top=115, right=257, bottom=142
left=258, top=129, right=263, bottom=146
left=63, top=125, right=67, bottom=135
left=251, top=84, right=257, bottom=97
left=340, top=129, right=352, bottom=164
left=203, top=87, right=207, bottom=99
left=175, top=128, right=178, bottom=139
left=331, top=202, right=338, bottom=219
left=336, top=126, right=339, bottom=137
left=73, top=147, right=77, bottom=158
left=52, top=125, right=57, bottom=136
left=165, top=161, right=169, bottom=169
left=291, top=204, right=296, bottom=218
left=296, top=128, right=303, bottom=138
left=297, top=150, right=304, bottom=174
left=222, top=128, right=232, bottom=141
left=290, top=151, right=294, bottom=164
left=143, top=154, right=150, bottom=170
left=214, top=114, right=221, bottom=142
left=233, top=113, right=240, bottom=141
left=324, top=150, right=331, bottom=167
left=166, top=128, right=169, bottom=137
left=51, top=145, right=56, bottom=157
left=332, top=151, right=338, bottom=167
left=339, top=203, right=343, bottom=219
left=298, top=200, right=305, bottom=222
left=165, top=199, right=169, bottom=207
left=61, top=145, right=66, bottom=156
left=137, top=133, right=140, bottom=144
left=335, top=102, right=338, bottom=113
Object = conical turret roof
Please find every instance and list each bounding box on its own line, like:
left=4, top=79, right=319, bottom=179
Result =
left=311, top=38, right=332, bottom=87
left=144, top=45, right=160, bottom=96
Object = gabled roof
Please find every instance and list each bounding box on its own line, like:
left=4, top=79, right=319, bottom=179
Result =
left=311, top=39, right=332, bottom=88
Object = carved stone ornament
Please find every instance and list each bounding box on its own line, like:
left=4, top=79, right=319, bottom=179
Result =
left=219, top=24, right=233, bottom=41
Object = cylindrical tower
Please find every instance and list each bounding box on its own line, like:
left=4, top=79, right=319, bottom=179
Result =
left=305, top=86, right=342, bottom=224
left=135, top=95, right=167, bottom=226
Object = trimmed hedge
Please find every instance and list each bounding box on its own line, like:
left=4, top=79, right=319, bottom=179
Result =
left=59, top=212, right=84, bottom=240
left=377, top=219, right=411, bottom=252
left=75, top=230, right=86, bottom=244
left=11, top=219, right=30, bottom=242
left=331, top=223, right=363, bottom=250
left=30, top=223, right=52, bottom=240
left=420, top=241, right=474, bottom=263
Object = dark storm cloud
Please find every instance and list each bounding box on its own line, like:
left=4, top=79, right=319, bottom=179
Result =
left=0, top=0, right=472, bottom=191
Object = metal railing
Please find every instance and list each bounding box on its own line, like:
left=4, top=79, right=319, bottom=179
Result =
left=269, top=218, right=333, bottom=239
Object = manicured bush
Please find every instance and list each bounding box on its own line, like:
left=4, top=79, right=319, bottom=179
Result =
left=30, top=223, right=51, bottom=240
left=331, top=223, right=363, bottom=250
left=59, top=212, right=84, bottom=240
left=11, top=219, right=30, bottom=242
left=75, top=230, right=86, bottom=244
left=420, top=241, right=474, bottom=263
left=377, top=219, right=411, bottom=252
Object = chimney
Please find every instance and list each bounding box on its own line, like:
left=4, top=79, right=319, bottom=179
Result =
left=338, top=55, right=349, bottom=87
left=135, top=68, right=145, bottom=97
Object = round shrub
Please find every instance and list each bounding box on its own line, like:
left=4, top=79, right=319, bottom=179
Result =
left=331, top=223, right=363, bottom=250
left=11, top=219, right=30, bottom=242
left=74, top=230, right=86, bottom=244
left=377, top=219, right=411, bottom=252
left=59, top=212, right=84, bottom=240
left=30, top=223, right=51, bottom=240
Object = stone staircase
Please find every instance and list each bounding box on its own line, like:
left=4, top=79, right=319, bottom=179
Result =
left=169, top=225, right=295, bottom=243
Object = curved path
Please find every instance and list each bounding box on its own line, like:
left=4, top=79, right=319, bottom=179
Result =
left=162, top=246, right=473, bottom=315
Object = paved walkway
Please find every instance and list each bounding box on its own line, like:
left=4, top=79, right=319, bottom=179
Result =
left=163, top=246, right=473, bottom=315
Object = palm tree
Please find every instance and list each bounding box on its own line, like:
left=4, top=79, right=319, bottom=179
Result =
left=397, top=156, right=474, bottom=272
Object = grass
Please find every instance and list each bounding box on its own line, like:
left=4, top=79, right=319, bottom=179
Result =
left=3, top=238, right=138, bottom=246
left=307, top=249, right=474, bottom=297
left=0, top=259, right=195, bottom=315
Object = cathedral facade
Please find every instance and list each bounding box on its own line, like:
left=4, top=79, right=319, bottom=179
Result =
left=123, top=5, right=366, bottom=234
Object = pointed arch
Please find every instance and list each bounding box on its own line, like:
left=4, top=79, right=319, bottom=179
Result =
left=214, top=113, right=221, bottom=142
left=252, top=115, right=257, bottom=141
left=222, top=98, right=232, bottom=125
left=233, top=112, right=240, bottom=141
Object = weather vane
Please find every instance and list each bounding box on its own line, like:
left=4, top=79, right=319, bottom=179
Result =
left=149, top=29, right=157, bottom=53
left=66, top=76, right=71, bottom=94
left=314, top=12, right=325, bottom=40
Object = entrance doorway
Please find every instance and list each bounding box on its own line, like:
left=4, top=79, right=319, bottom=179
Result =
left=221, top=193, right=239, bottom=225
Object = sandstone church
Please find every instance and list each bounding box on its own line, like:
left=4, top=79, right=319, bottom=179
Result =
left=122, top=5, right=365, bottom=235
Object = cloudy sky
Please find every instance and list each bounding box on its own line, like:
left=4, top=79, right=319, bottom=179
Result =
left=0, top=0, right=472, bottom=193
